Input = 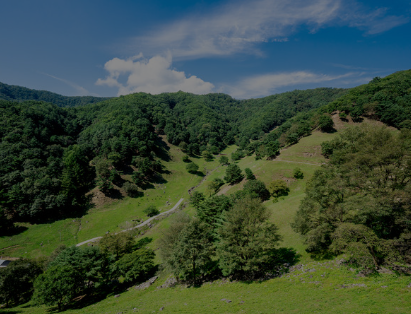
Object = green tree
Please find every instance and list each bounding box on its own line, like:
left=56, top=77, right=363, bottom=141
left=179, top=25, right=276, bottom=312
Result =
left=132, top=170, right=145, bottom=186
left=167, top=219, right=215, bottom=284
left=318, top=114, right=334, bottom=132
left=99, top=232, right=134, bottom=260
left=190, top=191, right=205, bottom=209
left=182, top=155, right=190, bottom=162
left=143, top=204, right=159, bottom=217
left=33, top=265, right=82, bottom=311
left=196, top=195, right=232, bottom=227
left=219, top=155, right=229, bottom=165
left=159, top=212, right=191, bottom=267
left=186, top=162, right=199, bottom=174
left=112, top=248, right=155, bottom=283
left=268, top=180, right=289, bottom=198
left=224, top=164, right=243, bottom=184
left=216, top=197, right=282, bottom=279
left=244, top=168, right=255, bottom=180
left=202, top=150, right=213, bottom=161
left=293, top=167, right=304, bottom=179
left=243, top=180, right=270, bottom=201
left=61, top=145, right=94, bottom=209
left=48, top=246, right=110, bottom=287
left=207, top=178, right=224, bottom=195
left=0, top=259, right=43, bottom=307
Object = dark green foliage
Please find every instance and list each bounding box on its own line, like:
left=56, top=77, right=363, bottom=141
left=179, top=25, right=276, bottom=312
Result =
left=61, top=145, right=94, bottom=210
left=182, top=155, right=190, bottom=162
left=33, top=265, right=82, bottom=310
left=122, top=181, right=139, bottom=197
left=219, top=155, right=229, bottom=165
left=143, top=204, right=160, bottom=217
left=207, top=178, right=224, bottom=195
left=0, top=82, right=109, bottom=107
left=202, top=150, right=213, bottom=161
left=186, top=162, right=199, bottom=174
left=159, top=212, right=191, bottom=266
left=112, top=248, right=155, bottom=283
left=318, top=114, right=334, bottom=132
left=166, top=219, right=215, bottom=284
left=268, top=180, right=290, bottom=197
left=324, top=70, right=411, bottom=128
left=196, top=195, right=232, bottom=227
left=132, top=171, right=145, bottom=186
left=0, top=259, right=43, bottom=307
left=0, top=101, right=79, bottom=222
left=293, top=167, right=304, bottom=179
left=292, top=125, right=411, bottom=270
left=224, top=164, right=243, bottom=184
left=0, top=208, right=14, bottom=235
left=216, top=197, right=282, bottom=279
left=190, top=191, right=205, bottom=209
left=243, top=180, right=270, bottom=201
left=244, top=168, right=255, bottom=180
left=48, top=246, right=110, bottom=285
left=98, top=232, right=134, bottom=259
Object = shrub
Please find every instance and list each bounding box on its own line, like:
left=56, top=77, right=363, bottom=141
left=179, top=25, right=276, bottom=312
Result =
left=186, top=162, right=199, bottom=174
left=293, top=167, right=304, bottom=179
left=123, top=182, right=139, bottom=197
left=143, top=205, right=160, bottom=217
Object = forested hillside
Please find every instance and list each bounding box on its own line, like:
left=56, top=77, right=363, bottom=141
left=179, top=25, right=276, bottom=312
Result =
left=0, top=82, right=109, bottom=107
left=1, top=70, right=410, bottom=230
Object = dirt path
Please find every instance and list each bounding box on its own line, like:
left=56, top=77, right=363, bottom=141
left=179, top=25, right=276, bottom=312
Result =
left=76, top=198, right=184, bottom=247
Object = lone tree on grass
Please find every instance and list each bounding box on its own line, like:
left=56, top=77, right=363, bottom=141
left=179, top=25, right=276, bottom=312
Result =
left=216, top=197, right=282, bottom=279
left=186, top=162, right=199, bottom=174
left=224, top=164, right=243, bottom=184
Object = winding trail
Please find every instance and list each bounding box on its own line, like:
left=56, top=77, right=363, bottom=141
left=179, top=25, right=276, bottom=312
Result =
left=76, top=198, right=184, bottom=247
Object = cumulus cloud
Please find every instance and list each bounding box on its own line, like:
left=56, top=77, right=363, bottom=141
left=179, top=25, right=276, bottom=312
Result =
left=130, top=0, right=408, bottom=60
left=96, top=53, right=215, bottom=96
left=221, top=71, right=365, bottom=99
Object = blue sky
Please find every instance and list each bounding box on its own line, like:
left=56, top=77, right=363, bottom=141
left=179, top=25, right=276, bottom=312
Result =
left=1, top=0, right=410, bottom=99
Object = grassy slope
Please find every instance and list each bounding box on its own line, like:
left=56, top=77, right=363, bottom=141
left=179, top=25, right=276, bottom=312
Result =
left=0, top=139, right=227, bottom=258
left=3, top=123, right=411, bottom=313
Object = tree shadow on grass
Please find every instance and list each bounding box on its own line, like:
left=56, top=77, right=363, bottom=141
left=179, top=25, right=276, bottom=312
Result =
left=309, top=250, right=336, bottom=261
left=0, top=224, right=28, bottom=237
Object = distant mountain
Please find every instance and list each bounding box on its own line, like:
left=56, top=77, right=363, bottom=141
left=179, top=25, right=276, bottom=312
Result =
left=0, top=82, right=110, bottom=107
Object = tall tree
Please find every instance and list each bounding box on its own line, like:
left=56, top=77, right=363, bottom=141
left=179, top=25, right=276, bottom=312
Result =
left=216, top=197, right=282, bottom=279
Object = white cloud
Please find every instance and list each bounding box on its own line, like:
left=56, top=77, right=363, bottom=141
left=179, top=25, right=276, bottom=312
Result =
left=96, top=53, right=214, bottom=96
left=220, top=71, right=363, bottom=99
left=129, top=0, right=408, bottom=60
left=133, top=0, right=342, bottom=59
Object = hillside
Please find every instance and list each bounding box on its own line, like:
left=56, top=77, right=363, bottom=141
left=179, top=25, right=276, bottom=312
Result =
left=1, top=70, right=411, bottom=313
left=0, top=82, right=110, bottom=107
